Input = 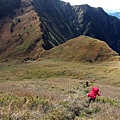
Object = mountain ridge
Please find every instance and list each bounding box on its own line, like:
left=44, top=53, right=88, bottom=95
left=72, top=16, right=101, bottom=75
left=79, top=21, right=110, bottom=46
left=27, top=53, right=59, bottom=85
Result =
left=0, top=0, right=120, bottom=62
left=109, top=12, right=120, bottom=19
left=33, top=0, right=120, bottom=54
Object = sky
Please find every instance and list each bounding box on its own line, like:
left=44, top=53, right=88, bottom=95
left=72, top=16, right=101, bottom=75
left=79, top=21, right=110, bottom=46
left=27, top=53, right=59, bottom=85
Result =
left=61, top=0, right=120, bottom=13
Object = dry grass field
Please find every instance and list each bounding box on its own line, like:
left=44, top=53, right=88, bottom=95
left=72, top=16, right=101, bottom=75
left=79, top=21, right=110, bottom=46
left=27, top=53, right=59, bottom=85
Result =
left=0, top=59, right=120, bottom=120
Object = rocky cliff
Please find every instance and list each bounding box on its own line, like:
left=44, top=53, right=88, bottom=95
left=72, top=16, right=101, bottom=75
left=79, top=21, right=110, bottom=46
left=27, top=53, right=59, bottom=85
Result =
left=32, top=0, right=80, bottom=50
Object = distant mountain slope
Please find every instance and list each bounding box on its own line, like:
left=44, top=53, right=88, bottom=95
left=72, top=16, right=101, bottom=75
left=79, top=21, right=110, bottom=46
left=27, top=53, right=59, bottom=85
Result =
left=0, top=0, right=44, bottom=61
left=73, top=5, right=120, bottom=55
left=42, top=36, right=119, bottom=62
left=32, top=0, right=80, bottom=50
left=32, top=0, right=120, bottom=55
left=109, top=12, right=120, bottom=19
left=0, top=0, right=120, bottom=61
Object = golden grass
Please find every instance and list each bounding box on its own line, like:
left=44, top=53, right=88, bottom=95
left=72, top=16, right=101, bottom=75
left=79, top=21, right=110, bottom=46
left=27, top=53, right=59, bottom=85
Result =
left=42, top=36, right=119, bottom=63
left=0, top=59, right=120, bottom=119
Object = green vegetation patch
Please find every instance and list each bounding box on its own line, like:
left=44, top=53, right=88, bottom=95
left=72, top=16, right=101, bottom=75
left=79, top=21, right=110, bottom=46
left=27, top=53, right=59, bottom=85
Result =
left=96, top=97, right=120, bottom=108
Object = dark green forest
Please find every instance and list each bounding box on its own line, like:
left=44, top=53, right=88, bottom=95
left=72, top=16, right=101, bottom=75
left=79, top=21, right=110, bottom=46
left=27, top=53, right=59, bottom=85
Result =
left=0, top=0, right=21, bottom=19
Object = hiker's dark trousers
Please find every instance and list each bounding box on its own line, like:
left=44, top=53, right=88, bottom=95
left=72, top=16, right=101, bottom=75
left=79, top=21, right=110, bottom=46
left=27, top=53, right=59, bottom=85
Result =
left=88, top=98, right=95, bottom=104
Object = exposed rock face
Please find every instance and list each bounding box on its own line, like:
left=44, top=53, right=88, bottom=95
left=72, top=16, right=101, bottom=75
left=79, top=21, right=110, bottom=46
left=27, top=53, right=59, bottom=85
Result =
left=32, top=0, right=120, bottom=54
left=33, top=0, right=80, bottom=50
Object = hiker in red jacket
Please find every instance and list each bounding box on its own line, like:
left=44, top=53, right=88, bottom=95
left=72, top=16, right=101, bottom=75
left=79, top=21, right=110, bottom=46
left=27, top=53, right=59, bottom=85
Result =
left=87, top=86, right=101, bottom=106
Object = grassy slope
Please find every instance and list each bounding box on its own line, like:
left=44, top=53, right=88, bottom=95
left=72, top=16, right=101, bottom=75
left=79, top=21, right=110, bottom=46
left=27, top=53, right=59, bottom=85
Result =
left=0, top=0, right=44, bottom=61
left=42, top=36, right=119, bottom=63
left=0, top=59, right=120, bottom=119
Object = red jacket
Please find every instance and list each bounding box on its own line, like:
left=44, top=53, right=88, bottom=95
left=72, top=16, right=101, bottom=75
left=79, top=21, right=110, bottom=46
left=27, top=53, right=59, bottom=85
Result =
left=88, top=86, right=100, bottom=99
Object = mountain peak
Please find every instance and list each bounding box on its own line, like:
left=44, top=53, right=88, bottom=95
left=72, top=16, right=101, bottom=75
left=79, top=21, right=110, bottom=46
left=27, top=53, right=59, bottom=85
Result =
left=73, top=4, right=92, bottom=11
left=80, top=4, right=91, bottom=7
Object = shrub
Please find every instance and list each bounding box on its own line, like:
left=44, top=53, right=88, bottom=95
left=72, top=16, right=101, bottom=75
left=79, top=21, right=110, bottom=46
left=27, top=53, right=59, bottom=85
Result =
left=17, top=18, right=21, bottom=23
left=43, top=109, right=69, bottom=120
left=21, top=9, right=24, bottom=13
left=10, top=27, right=13, bottom=33
left=11, top=21, right=15, bottom=27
